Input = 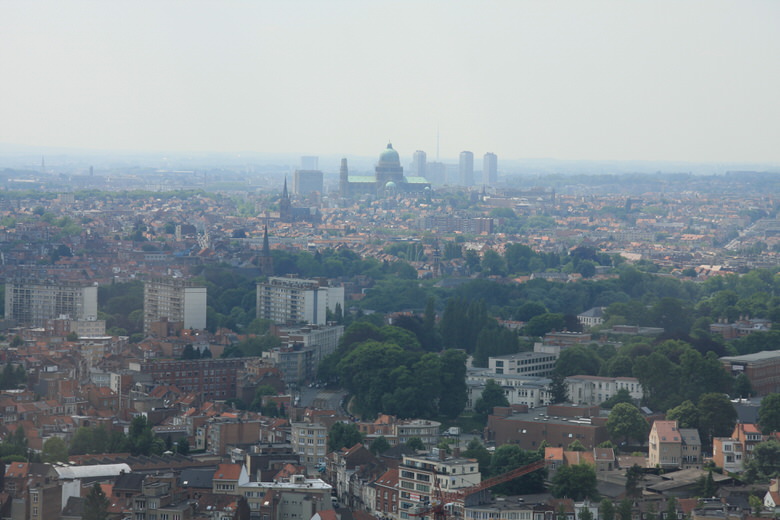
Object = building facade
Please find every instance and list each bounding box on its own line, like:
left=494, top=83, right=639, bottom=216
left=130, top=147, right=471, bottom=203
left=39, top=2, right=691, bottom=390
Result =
left=721, top=351, right=780, bottom=395
left=128, top=357, right=246, bottom=400
left=565, top=375, right=643, bottom=406
left=398, top=454, right=481, bottom=520
left=143, top=277, right=207, bottom=334
left=482, top=152, right=497, bottom=186
left=339, top=143, right=431, bottom=198
left=489, top=352, right=557, bottom=377
left=257, top=276, right=344, bottom=325
left=459, top=151, right=474, bottom=186
left=294, top=169, right=324, bottom=196
left=5, top=280, right=98, bottom=327
left=291, top=422, right=328, bottom=466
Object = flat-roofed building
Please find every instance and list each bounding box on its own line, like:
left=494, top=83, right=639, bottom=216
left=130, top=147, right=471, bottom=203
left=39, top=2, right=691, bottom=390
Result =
left=143, top=277, right=207, bottom=334
left=5, top=279, right=97, bottom=327
left=721, top=351, right=780, bottom=395
left=257, top=276, right=344, bottom=325
left=565, top=375, right=643, bottom=406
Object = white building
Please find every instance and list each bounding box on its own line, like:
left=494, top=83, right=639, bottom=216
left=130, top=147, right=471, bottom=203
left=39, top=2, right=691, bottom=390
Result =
left=398, top=454, right=481, bottom=520
left=5, top=280, right=98, bottom=327
left=467, top=369, right=552, bottom=409
left=459, top=151, right=474, bottom=186
left=565, top=375, right=643, bottom=406
left=482, top=152, right=497, bottom=186
left=257, top=276, right=344, bottom=325
left=489, top=352, right=557, bottom=377
left=143, top=277, right=207, bottom=333
left=291, top=422, right=328, bottom=466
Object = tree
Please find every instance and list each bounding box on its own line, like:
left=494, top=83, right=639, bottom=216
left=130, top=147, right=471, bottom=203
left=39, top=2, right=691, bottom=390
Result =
left=601, top=499, right=615, bottom=520
left=617, top=499, right=633, bottom=520
left=551, top=462, right=598, bottom=500
left=549, top=373, right=568, bottom=404
left=606, top=403, right=647, bottom=446
left=759, top=393, right=780, bottom=434
left=555, top=346, right=601, bottom=377
left=42, top=436, right=68, bottom=463
left=488, top=445, right=546, bottom=494
left=580, top=507, right=594, bottom=520
left=733, top=373, right=753, bottom=399
left=625, top=464, right=643, bottom=497
left=83, top=482, right=109, bottom=520
left=475, top=379, right=509, bottom=419
left=177, top=437, right=190, bottom=455
left=463, top=438, right=492, bottom=476
left=234, top=496, right=252, bottom=520
left=601, top=389, right=634, bottom=409
left=749, top=494, right=764, bottom=517
left=328, top=422, right=362, bottom=451
left=697, top=393, right=737, bottom=448
left=568, top=440, right=586, bottom=452
left=369, top=436, right=391, bottom=455
left=665, top=498, right=678, bottom=520
left=406, top=437, right=425, bottom=451
left=744, top=439, right=780, bottom=483
left=666, top=400, right=699, bottom=429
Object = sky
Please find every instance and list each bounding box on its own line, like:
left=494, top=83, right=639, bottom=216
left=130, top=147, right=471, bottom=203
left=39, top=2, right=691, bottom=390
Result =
left=1, top=0, right=779, bottom=164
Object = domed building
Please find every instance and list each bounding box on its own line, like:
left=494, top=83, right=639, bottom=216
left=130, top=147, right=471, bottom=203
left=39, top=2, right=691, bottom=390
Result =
left=339, top=143, right=431, bottom=199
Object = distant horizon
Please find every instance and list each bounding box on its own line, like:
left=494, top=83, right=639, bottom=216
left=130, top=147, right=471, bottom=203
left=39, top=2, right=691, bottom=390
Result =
left=2, top=1, right=779, bottom=165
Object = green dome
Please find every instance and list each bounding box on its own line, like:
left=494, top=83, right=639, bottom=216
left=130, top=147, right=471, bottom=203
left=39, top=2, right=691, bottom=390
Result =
left=379, top=143, right=400, bottom=165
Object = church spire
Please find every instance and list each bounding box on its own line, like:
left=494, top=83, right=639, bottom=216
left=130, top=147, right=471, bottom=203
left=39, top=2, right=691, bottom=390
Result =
left=282, top=175, right=289, bottom=200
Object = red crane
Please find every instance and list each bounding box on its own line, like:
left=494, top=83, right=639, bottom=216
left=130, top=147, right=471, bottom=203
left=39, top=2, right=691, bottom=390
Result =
left=411, top=459, right=546, bottom=520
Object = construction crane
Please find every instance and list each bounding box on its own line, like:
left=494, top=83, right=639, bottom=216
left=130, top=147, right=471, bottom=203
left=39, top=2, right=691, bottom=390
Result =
left=411, top=459, right=546, bottom=520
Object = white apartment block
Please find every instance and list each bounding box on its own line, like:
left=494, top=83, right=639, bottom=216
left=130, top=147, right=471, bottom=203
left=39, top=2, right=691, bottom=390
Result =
left=257, top=276, right=344, bottom=325
left=565, top=375, right=643, bottom=406
left=467, top=369, right=552, bottom=409
left=5, top=280, right=98, bottom=327
left=489, top=352, right=557, bottom=377
left=398, top=454, right=481, bottom=520
left=143, top=277, right=207, bottom=333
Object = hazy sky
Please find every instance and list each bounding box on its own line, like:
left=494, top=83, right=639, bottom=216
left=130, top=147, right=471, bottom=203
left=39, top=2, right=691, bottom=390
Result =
left=2, top=1, right=779, bottom=163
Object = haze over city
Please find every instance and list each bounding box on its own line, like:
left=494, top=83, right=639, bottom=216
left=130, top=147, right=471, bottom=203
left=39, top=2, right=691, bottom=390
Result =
left=2, top=0, right=780, bottom=165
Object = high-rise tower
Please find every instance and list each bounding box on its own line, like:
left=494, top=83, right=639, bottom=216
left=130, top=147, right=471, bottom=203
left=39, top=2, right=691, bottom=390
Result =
left=483, top=152, right=497, bottom=186
left=412, top=150, right=427, bottom=177
left=459, top=151, right=474, bottom=186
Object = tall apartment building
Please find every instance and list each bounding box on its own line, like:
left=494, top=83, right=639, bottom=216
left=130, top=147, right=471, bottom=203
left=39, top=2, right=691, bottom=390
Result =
left=4, top=279, right=98, bottom=327
left=483, top=152, right=497, bottom=186
left=143, top=277, right=207, bottom=334
left=412, top=150, right=427, bottom=177
left=257, top=277, right=344, bottom=325
left=459, top=151, right=474, bottom=186
left=293, top=169, right=324, bottom=196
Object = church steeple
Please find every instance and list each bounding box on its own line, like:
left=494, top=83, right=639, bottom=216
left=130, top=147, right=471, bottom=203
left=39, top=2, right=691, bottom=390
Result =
left=279, top=176, right=292, bottom=222
left=258, top=221, right=274, bottom=276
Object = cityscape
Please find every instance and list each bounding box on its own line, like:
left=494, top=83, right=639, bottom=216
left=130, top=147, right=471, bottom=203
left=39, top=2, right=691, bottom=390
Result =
left=3, top=1, right=780, bottom=520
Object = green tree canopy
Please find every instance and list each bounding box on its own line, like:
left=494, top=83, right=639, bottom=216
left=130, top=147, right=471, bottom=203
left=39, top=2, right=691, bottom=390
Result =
left=606, top=403, right=648, bottom=446
left=475, top=379, right=509, bottom=419
left=758, top=393, right=780, bottom=435
left=328, top=422, right=362, bottom=451
left=552, top=463, right=599, bottom=500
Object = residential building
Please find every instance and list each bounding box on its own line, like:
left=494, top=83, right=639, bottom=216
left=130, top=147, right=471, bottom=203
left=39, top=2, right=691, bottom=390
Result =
left=257, top=276, right=344, bottom=325
left=291, top=422, right=328, bottom=466
left=565, top=375, right=643, bottom=406
left=648, top=420, right=701, bottom=470
left=213, top=463, right=250, bottom=494
left=373, top=468, right=398, bottom=519
left=732, top=422, right=763, bottom=460
left=712, top=437, right=744, bottom=473
left=356, top=415, right=441, bottom=449
left=128, top=357, right=246, bottom=401
left=466, top=371, right=551, bottom=409
left=240, top=474, right=332, bottom=520
left=398, top=453, right=481, bottom=520
left=5, top=279, right=98, bottom=327
left=577, top=307, right=605, bottom=329
left=143, top=277, right=207, bottom=334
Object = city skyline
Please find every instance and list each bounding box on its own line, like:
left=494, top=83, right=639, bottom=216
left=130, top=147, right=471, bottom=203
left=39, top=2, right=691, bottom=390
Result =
left=2, top=1, right=779, bottom=164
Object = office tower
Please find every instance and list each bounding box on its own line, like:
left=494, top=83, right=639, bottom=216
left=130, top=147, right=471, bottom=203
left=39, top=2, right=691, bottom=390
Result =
left=256, top=276, right=344, bottom=325
left=483, top=152, right=497, bottom=186
left=5, top=280, right=98, bottom=327
left=459, top=151, right=474, bottom=186
left=144, top=277, right=207, bottom=334
left=293, top=169, right=324, bottom=196
left=426, top=161, right=446, bottom=185
left=300, top=156, right=319, bottom=170
left=412, top=150, right=427, bottom=177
